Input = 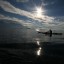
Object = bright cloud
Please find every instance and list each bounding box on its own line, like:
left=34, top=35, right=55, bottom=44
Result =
left=0, top=0, right=64, bottom=30
left=0, top=0, right=55, bottom=23
left=0, top=14, right=27, bottom=26
left=0, top=14, right=34, bottom=28
left=0, top=14, right=64, bottom=30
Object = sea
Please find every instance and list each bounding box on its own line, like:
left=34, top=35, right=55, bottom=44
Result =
left=0, top=21, right=64, bottom=64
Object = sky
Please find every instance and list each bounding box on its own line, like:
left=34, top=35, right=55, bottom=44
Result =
left=0, top=0, right=64, bottom=30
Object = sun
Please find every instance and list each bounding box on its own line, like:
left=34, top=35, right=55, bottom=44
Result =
left=35, top=7, right=43, bottom=18
left=33, top=6, right=46, bottom=22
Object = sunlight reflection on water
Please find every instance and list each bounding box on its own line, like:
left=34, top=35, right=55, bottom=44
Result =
left=36, top=40, right=40, bottom=46
left=36, top=47, right=42, bottom=56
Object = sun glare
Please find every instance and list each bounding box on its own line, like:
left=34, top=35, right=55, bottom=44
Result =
left=35, top=7, right=43, bottom=18
left=33, top=6, right=47, bottom=22
left=37, top=47, right=42, bottom=56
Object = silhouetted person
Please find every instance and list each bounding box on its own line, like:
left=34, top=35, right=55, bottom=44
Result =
left=49, top=29, right=52, bottom=37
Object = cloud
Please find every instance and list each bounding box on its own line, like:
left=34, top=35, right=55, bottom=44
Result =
left=0, top=0, right=55, bottom=23
left=41, top=2, right=48, bottom=6
left=1, top=0, right=64, bottom=30
left=16, top=0, right=29, bottom=3
left=0, top=14, right=26, bottom=26
left=42, top=22, right=64, bottom=30
left=41, top=0, right=56, bottom=7
left=0, top=1, right=35, bottom=20
left=54, top=22, right=64, bottom=30
left=23, top=22, right=33, bottom=27
left=0, top=14, right=64, bottom=30
left=0, top=14, right=34, bottom=28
